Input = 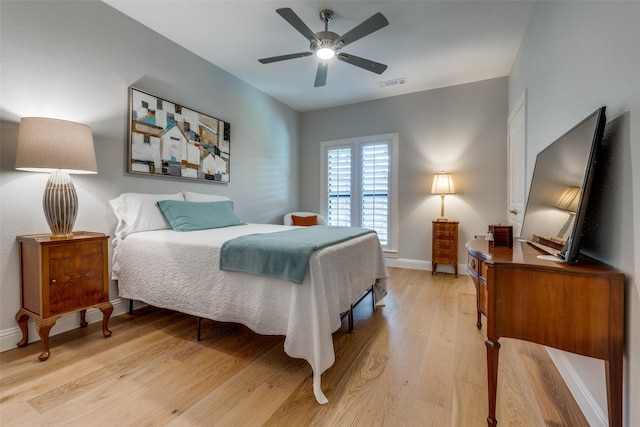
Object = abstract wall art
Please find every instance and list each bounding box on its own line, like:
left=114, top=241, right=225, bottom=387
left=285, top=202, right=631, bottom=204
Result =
left=128, top=87, right=230, bottom=182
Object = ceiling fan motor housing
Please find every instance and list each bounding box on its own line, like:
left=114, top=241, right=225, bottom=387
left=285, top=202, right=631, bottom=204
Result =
left=312, top=31, right=341, bottom=53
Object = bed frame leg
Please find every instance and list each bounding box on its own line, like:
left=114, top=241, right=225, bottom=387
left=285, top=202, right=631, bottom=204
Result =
left=197, top=317, right=203, bottom=341
left=128, top=299, right=134, bottom=315
left=348, top=306, right=354, bottom=333
left=341, top=283, right=378, bottom=333
left=371, top=284, right=376, bottom=311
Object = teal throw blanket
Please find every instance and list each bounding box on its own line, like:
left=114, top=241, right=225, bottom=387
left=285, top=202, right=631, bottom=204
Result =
left=220, top=226, right=375, bottom=284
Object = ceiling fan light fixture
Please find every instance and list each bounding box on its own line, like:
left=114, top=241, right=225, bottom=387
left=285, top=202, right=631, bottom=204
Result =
left=259, top=8, right=389, bottom=87
left=316, top=47, right=335, bottom=60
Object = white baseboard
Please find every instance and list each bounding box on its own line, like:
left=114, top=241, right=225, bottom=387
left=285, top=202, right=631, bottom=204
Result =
left=385, top=257, right=468, bottom=276
left=385, top=257, right=430, bottom=270
left=545, top=347, right=608, bottom=427
left=0, top=298, right=130, bottom=354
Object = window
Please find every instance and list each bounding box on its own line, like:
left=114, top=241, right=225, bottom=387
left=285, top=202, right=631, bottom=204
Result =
left=322, top=133, right=398, bottom=251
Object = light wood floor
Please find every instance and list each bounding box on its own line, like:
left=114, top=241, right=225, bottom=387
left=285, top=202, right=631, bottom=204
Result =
left=0, top=268, right=588, bottom=426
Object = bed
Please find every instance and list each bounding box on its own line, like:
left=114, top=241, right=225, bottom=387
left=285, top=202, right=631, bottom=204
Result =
left=109, top=191, right=389, bottom=404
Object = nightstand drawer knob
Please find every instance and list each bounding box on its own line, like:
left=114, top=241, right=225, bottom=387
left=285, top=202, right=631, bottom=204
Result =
left=51, top=279, right=57, bottom=283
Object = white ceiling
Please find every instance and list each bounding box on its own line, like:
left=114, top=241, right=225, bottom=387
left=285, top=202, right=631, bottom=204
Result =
left=104, top=1, right=535, bottom=112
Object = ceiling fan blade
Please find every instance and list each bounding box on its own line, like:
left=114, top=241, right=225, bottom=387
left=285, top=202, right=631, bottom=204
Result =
left=276, top=8, right=320, bottom=46
left=337, top=53, right=387, bottom=75
left=337, top=12, right=388, bottom=48
left=314, top=61, right=328, bottom=87
left=259, top=52, right=313, bottom=64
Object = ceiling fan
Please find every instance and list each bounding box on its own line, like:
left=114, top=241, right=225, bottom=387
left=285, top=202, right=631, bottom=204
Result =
left=258, top=8, right=389, bottom=87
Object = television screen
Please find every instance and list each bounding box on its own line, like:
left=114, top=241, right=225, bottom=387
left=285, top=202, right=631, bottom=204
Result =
left=519, top=107, right=606, bottom=263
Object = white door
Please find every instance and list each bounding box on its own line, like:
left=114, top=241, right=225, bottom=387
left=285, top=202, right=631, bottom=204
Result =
left=507, top=92, right=526, bottom=237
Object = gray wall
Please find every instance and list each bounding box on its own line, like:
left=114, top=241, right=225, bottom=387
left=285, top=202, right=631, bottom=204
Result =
left=0, top=1, right=299, bottom=347
left=300, top=78, right=509, bottom=266
left=509, top=2, right=640, bottom=425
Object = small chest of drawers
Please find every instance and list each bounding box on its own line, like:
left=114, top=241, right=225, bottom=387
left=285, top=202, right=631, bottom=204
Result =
left=431, top=220, right=459, bottom=277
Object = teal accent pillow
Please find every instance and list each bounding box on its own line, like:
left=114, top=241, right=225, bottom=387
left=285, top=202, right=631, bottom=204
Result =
left=156, top=200, right=245, bottom=231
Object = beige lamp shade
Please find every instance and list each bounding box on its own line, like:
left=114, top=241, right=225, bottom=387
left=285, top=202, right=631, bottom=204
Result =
left=431, top=172, right=455, bottom=195
left=431, top=172, right=455, bottom=220
left=15, top=117, right=97, bottom=238
left=16, top=117, right=98, bottom=174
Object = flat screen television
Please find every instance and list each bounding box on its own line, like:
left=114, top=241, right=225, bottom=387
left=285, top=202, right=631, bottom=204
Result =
left=519, top=106, right=606, bottom=263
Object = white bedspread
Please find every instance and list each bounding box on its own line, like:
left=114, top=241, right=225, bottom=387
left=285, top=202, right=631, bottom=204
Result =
left=111, top=223, right=388, bottom=403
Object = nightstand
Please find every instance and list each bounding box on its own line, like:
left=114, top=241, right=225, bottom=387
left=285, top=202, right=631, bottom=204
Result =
left=432, top=220, right=459, bottom=277
left=15, top=232, right=112, bottom=361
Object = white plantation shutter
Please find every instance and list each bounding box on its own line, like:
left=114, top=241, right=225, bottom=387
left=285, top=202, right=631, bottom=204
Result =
left=327, top=147, right=352, bottom=226
left=361, top=143, right=389, bottom=245
left=322, top=133, right=397, bottom=251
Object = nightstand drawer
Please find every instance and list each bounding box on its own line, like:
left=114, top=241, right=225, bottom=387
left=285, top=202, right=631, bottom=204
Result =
left=435, top=241, right=455, bottom=251
left=432, top=220, right=459, bottom=277
left=435, top=232, right=456, bottom=241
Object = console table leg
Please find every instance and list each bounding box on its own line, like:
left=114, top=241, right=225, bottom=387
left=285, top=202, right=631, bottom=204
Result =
left=35, top=317, right=58, bottom=361
left=15, top=309, right=30, bottom=347
left=605, top=358, right=622, bottom=427
left=97, top=302, right=113, bottom=337
left=486, top=338, right=501, bottom=427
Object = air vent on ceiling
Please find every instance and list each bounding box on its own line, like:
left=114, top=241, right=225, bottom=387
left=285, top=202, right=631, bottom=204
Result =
left=377, top=77, right=406, bottom=88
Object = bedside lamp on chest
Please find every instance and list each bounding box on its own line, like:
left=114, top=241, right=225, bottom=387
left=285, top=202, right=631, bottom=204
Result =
left=15, top=117, right=97, bottom=238
left=431, top=171, right=455, bottom=221
left=430, top=171, right=458, bottom=276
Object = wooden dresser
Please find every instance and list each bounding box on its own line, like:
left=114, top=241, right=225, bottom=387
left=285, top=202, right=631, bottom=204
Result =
left=15, top=232, right=112, bottom=361
left=432, top=220, right=458, bottom=276
left=466, top=238, right=625, bottom=427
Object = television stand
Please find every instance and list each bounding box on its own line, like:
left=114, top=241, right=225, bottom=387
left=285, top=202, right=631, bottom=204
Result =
left=466, top=238, right=625, bottom=427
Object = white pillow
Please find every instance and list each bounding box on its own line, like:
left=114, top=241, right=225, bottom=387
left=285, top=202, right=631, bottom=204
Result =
left=183, top=191, right=231, bottom=202
left=108, top=192, right=185, bottom=239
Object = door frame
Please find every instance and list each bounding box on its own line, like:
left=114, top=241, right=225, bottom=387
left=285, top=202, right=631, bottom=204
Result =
left=507, top=90, right=527, bottom=237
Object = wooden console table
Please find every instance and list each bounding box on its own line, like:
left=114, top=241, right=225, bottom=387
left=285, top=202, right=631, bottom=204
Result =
left=466, top=238, right=624, bottom=427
